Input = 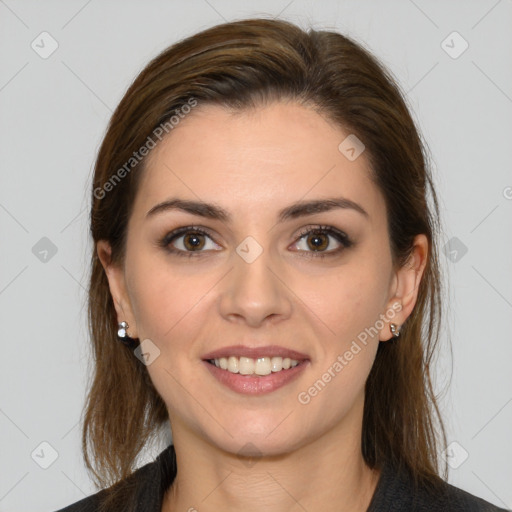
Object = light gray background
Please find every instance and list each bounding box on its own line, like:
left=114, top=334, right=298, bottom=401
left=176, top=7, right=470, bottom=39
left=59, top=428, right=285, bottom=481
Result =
left=1, top=1, right=511, bottom=511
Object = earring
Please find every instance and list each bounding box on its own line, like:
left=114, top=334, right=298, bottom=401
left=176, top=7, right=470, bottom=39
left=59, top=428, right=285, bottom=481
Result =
left=389, top=323, right=401, bottom=338
left=117, top=321, right=139, bottom=347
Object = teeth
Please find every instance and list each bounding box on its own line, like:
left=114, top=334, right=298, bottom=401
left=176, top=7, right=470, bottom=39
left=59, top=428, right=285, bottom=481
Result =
left=212, top=356, right=299, bottom=376
left=255, top=357, right=272, bottom=376
left=227, top=356, right=239, bottom=373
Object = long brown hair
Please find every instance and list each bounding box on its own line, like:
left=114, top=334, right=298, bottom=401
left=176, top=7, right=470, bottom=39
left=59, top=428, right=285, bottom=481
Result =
left=84, top=16, right=448, bottom=506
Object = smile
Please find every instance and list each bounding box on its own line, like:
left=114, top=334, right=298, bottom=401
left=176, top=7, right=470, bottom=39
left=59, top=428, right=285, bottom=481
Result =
left=208, top=356, right=300, bottom=376
left=204, top=358, right=308, bottom=395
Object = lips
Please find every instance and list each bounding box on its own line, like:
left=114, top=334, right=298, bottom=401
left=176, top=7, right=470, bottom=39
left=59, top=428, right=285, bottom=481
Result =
left=203, top=359, right=309, bottom=395
left=201, top=344, right=310, bottom=395
left=201, top=344, right=310, bottom=362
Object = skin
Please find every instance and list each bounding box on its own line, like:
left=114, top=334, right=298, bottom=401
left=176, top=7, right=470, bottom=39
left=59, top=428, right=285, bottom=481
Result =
left=98, top=101, right=427, bottom=512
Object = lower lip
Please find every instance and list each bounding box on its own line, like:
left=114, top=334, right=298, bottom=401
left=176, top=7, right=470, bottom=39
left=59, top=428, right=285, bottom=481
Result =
left=203, top=360, right=309, bottom=395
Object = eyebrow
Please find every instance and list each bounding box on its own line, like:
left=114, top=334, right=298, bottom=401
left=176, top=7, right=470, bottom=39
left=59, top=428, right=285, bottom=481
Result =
left=146, top=196, right=369, bottom=223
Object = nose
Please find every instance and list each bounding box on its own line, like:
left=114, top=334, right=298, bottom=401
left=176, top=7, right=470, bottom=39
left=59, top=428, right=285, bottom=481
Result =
left=218, top=245, right=293, bottom=328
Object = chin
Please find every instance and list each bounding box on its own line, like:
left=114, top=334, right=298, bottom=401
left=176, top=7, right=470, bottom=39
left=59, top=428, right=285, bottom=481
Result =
left=212, top=433, right=302, bottom=461
left=197, top=411, right=311, bottom=459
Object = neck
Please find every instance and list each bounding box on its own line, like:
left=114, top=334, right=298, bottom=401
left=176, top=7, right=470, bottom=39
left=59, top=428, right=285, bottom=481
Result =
left=162, top=403, right=381, bottom=512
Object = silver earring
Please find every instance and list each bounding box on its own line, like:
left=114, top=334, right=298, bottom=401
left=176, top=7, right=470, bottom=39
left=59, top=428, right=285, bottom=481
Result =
left=117, top=321, right=138, bottom=347
left=390, top=323, right=401, bottom=338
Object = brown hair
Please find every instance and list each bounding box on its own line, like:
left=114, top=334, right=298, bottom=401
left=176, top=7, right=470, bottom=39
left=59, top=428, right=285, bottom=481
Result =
left=84, top=16, right=447, bottom=507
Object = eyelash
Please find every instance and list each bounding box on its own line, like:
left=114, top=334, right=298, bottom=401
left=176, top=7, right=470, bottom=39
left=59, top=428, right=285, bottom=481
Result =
left=159, top=225, right=353, bottom=259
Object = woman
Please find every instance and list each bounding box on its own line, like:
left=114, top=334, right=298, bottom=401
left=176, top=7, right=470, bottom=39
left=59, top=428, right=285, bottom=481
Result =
left=56, top=18, right=507, bottom=512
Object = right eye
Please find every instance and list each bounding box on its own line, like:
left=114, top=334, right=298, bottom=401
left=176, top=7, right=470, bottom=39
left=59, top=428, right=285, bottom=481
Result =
left=159, top=226, right=222, bottom=258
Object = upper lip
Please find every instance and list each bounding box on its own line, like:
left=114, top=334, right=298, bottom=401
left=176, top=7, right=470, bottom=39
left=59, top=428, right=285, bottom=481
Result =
left=202, top=344, right=310, bottom=361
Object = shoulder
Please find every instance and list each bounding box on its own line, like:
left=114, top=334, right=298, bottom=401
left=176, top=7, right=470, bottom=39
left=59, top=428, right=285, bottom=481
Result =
left=53, top=489, right=107, bottom=512
left=368, top=461, right=509, bottom=512
left=417, top=480, right=509, bottom=512
left=52, top=444, right=177, bottom=512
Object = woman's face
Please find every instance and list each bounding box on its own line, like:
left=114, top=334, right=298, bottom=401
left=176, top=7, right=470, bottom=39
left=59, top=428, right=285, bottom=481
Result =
left=101, top=101, right=424, bottom=457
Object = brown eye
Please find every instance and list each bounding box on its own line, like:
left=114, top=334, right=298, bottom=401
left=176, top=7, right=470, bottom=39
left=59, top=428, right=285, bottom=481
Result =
left=291, top=225, right=353, bottom=258
left=305, top=232, right=329, bottom=251
left=182, top=232, right=206, bottom=251
left=160, top=226, right=222, bottom=257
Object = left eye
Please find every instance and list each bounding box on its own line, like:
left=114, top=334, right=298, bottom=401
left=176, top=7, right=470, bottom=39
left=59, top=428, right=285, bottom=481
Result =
left=290, top=226, right=352, bottom=256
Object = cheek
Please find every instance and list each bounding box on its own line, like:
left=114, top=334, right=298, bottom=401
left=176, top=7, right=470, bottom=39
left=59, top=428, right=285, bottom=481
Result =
left=127, top=264, right=214, bottom=414
left=130, top=272, right=207, bottom=340
left=297, top=260, right=390, bottom=347
left=291, top=269, right=386, bottom=428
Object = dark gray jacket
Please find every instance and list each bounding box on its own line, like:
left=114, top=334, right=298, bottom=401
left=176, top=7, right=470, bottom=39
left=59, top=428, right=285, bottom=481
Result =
left=54, top=444, right=510, bottom=512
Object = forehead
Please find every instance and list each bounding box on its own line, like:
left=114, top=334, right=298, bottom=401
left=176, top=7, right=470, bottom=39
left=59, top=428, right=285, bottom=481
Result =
left=135, top=102, right=385, bottom=223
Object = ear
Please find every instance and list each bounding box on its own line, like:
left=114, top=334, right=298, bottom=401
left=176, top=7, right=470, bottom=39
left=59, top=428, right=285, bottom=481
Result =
left=96, top=240, right=139, bottom=339
left=379, top=234, right=428, bottom=342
